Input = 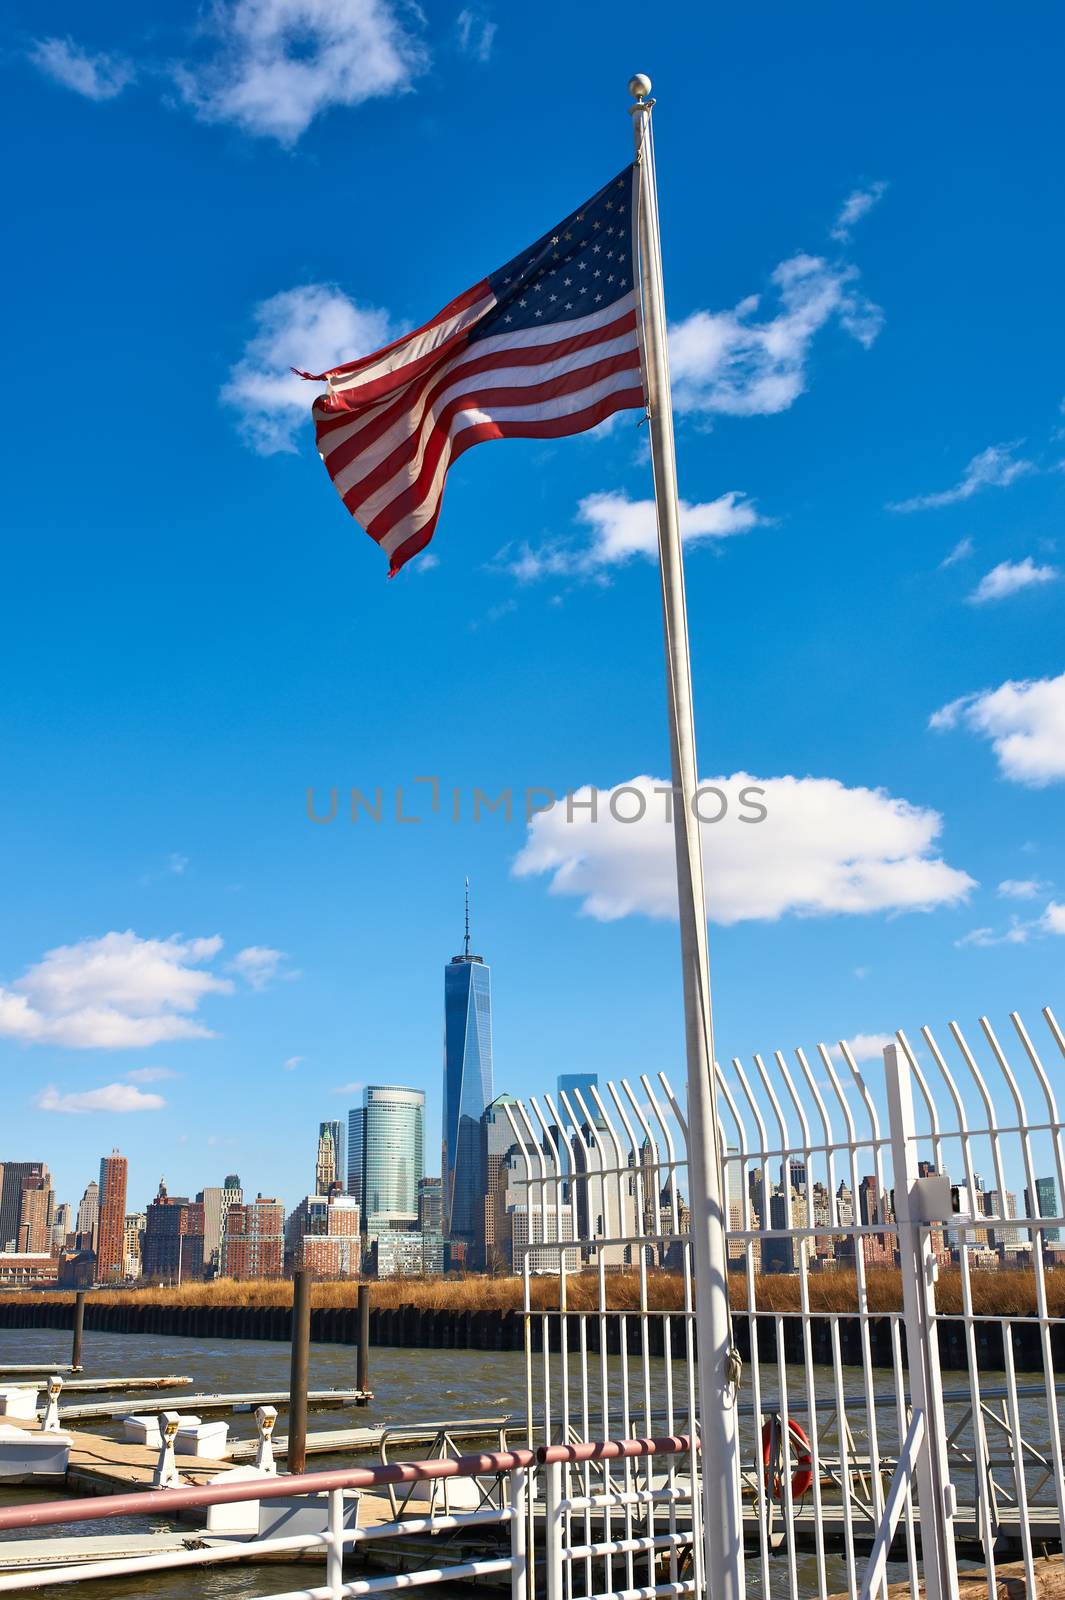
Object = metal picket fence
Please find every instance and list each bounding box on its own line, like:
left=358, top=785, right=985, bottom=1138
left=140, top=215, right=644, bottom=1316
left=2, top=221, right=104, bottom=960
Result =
left=504, top=1005, right=1065, bottom=1600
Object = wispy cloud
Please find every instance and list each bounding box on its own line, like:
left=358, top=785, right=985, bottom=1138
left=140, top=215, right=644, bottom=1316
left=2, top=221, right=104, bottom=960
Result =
left=890, top=442, right=1035, bottom=512
left=228, top=946, right=288, bottom=989
left=669, top=254, right=882, bottom=417
left=126, top=1066, right=179, bottom=1083
left=930, top=670, right=1065, bottom=786
left=29, top=36, right=134, bottom=101
left=957, top=899, right=1065, bottom=947
left=36, top=1082, right=166, bottom=1113
left=499, top=490, right=765, bottom=581
left=455, top=7, right=496, bottom=62
left=939, top=536, right=973, bottom=569
left=222, top=285, right=392, bottom=454
left=282, top=1055, right=304, bottom=1072
left=830, top=182, right=888, bottom=243
left=173, top=0, right=428, bottom=145
left=998, top=878, right=1047, bottom=900
left=967, top=556, right=1058, bottom=604
left=333, top=1080, right=364, bottom=1095
left=830, top=1032, right=894, bottom=1063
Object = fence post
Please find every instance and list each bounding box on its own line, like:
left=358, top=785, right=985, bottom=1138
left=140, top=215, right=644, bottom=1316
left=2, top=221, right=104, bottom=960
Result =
left=883, top=1043, right=959, bottom=1600
left=327, top=1485, right=345, bottom=1599
left=510, top=1466, right=528, bottom=1600
left=544, top=1458, right=563, bottom=1600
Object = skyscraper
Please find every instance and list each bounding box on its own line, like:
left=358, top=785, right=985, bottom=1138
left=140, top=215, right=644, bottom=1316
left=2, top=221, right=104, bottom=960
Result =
left=442, top=882, right=493, bottom=1248
left=1026, top=1176, right=1062, bottom=1245
left=348, top=1086, right=425, bottom=1228
left=0, top=1163, right=48, bottom=1253
left=321, top=1121, right=345, bottom=1190
left=316, top=1125, right=337, bottom=1194
left=96, top=1150, right=128, bottom=1284
left=75, top=1180, right=100, bottom=1249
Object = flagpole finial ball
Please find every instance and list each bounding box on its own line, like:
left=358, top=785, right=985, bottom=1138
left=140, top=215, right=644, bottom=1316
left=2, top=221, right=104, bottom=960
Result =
left=628, top=74, right=652, bottom=101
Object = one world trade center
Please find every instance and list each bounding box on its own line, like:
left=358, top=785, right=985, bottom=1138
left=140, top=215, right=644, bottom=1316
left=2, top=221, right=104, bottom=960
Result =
left=442, top=882, right=493, bottom=1255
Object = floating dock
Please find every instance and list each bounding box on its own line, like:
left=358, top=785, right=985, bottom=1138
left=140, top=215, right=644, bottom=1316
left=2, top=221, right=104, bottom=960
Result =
left=227, top=1415, right=511, bottom=1461
left=7, top=1375, right=191, bottom=1395
left=55, top=1387, right=371, bottom=1422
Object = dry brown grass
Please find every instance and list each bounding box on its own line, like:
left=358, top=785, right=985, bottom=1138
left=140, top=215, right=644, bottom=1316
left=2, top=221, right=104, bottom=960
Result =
left=6, top=1267, right=1064, bottom=1317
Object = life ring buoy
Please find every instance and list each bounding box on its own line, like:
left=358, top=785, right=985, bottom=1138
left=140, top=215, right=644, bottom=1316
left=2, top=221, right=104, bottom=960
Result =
left=761, top=1416, right=814, bottom=1501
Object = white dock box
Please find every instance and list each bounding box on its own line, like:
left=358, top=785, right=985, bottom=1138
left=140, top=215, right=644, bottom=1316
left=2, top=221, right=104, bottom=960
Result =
left=0, top=1424, right=72, bottom=1478
left=122, top=1413, right=202, bottom=1447
left=176, top=1418, right=230, bottom=1458
left=0, top=1387, right=39, bottom=1421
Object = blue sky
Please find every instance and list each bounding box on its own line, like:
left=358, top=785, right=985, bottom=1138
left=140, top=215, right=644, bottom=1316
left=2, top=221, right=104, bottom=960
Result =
left=2, top=1, right=1063, bottom=1218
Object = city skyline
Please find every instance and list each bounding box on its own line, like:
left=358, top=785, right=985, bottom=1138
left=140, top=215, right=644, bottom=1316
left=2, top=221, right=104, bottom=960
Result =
left=1, top=6, right=1062, bottom=1214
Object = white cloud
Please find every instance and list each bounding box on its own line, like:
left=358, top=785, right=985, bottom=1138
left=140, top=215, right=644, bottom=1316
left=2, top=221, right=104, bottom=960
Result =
left=514, top=773, right=974, bottom=925
left=0, top=931, right=230, bottom=1049
left=29, top=37, right=134, bottom=101
left=283, top=1055, right=304, bottom=1071
left=940, top=536, right=974, bottom=569
left=956, top=899, right=1065, bottom=947
left=174, top=0, right=427, bottom=144
left=36, top=1083, right=166, bottom=1114
left=334, top=1080, right=364, bottom=1095
left=930, top=670, right=1065, bottom=786
left=229, top=946, right=287, bottom=989
left=967, top=557, right=1058, bottom=604
left=125, top=1066, right=179, bottom=1083
left=831, top=1032, right=894, bottom=1063
left=221, top=284, right=392, bottom=454
left=998, top=878, right=1046, bottom=900
left=500, top=490, right=764, bottom=581
left=830, top=182, right=888, bottom=243
left=890, top=442, right=1034, bottom=512
left=668, top=253, right=882, bottom=418
left=455, top=7, right=496, bottom=61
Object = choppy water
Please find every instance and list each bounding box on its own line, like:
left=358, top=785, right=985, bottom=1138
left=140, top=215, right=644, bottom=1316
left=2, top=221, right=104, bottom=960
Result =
left=0, top=1326, right=1060, bottom=1599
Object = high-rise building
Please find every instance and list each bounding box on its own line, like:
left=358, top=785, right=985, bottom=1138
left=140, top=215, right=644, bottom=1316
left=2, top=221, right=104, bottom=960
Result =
left=321, top=1122, right=345, bottom=1191
left=315, top=1125, right=337, bottom=1195
left=479, top=1095, right=519, bottom=1270
left=418, top=1176, right=442, bottom=1234
left=557, top=1074, right=605, bottom=1128
left=75, top=1179, right=100, bottom=1249
left=442, top=883, right=493, bottom=1249
left=1025, top=1176, right=1062, bottom=1245
left=199, top=1177, right=243, bottom=1270
left=0, top=1163, right=48, bottom=1253
left=142, top=1180, right=203, bottom=1280
left=221, top=1196, right=285, bottom=1280
left=985, top=1189, right=1021, bottom=1254
left=123, top=1213, right=145, bottom=1279
left=287, top=1190, right=362, bottom=1277
left=16, top=1171, right=53, bottom=1255
left=96, top=1151, right=128, bottom=1283
left=51, top=1202, right=74, bottom=1250
left=349, top=1086, right=425, bottom=1229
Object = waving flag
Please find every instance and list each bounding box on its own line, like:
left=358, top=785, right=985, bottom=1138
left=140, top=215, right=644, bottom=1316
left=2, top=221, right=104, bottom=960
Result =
left=300, top=167, right=644, bottom=575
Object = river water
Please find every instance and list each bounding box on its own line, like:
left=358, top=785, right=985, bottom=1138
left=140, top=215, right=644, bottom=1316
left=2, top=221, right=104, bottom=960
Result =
left=0, top=1326, right=1059, bottom=1599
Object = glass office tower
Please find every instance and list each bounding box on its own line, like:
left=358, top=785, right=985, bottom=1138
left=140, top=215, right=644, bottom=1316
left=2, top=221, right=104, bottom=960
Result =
left=348, top=1086, right=425, bottom=1226
left=443, top=884, right=493, bottom=1248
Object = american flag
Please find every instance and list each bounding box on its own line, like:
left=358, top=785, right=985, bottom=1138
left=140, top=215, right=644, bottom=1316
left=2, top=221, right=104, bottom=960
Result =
left=301, top=166, right=644, bottom=575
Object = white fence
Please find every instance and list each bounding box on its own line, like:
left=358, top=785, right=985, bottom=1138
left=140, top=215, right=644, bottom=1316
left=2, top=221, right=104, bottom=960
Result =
left=504, top=1006, right=1065, bottom=1600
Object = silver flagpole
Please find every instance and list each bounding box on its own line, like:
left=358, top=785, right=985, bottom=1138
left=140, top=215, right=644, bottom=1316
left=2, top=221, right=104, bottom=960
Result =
left=628, top=74, right=746, bottom=1600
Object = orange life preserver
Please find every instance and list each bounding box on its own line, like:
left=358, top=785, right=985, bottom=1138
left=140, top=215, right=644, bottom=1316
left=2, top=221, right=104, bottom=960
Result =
left=761, top=1416, right=814, bottom=1501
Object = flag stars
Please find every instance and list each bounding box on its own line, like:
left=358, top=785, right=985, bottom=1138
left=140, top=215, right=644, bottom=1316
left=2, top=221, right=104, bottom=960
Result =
left=563, top=277, right=572, bottom=286
left=534, top=308, right=543, bottom=317
left=594, top=293, right=603, bottom=302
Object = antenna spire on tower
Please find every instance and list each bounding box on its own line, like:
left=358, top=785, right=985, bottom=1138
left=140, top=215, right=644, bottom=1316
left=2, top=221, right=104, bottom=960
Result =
left=464, top=877, right=471, bottom=957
